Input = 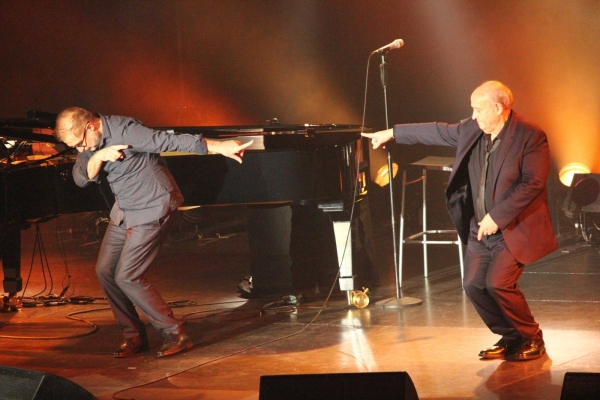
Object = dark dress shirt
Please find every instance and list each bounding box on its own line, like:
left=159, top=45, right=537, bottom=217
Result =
left=468, top=113, right=510, bottom=222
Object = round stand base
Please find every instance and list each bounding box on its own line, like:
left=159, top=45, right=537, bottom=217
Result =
left=374, top=297, right=423, bottom=308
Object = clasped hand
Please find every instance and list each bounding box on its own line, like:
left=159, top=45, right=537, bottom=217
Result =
left=95, top=144, right=129, bottom=162
left=477, top=214, right=499, bottom=240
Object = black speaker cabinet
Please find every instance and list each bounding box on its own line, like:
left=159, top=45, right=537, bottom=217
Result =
left=0, top=365, right=96, bottom=400
left=560, top=372, right=600, bottom=400
left=259, top=371, right=419, bottom=400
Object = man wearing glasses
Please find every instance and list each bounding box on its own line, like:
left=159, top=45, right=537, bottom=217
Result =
left=54, top=107, right=251, bottom=358
left=362, top=81, right=558, bottom=361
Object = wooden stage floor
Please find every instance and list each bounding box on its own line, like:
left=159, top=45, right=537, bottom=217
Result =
left=1, top=209, right=599, bottom=399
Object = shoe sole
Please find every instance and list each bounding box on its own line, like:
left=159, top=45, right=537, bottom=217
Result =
left=479, top=353, right=506, bottom=359
left=113, top=345, right=149, bottom=358
left=157, top=341, right=193, bottom=358
left=505, top=347, right=546, bottom=362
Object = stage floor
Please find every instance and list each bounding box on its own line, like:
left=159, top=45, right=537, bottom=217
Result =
left=1, top=209, right=599, bottom=399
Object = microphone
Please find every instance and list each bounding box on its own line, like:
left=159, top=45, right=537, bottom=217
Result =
left=372, top=39, right=404, bottom=54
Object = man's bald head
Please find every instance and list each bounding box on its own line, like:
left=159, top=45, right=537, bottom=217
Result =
left=470, top=81, right=513, bottom=136
left=472, top=81, right=514, bottom=111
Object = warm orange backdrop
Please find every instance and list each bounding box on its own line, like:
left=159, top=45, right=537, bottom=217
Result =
left=1, top=1, right=599, bottom=176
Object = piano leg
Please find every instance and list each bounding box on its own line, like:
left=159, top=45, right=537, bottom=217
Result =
left=324, top=197, right=379, bottom=305
left=247, top=205, right=294, bottom=296
left=1, top=223, right=23, bottom=312
left=244, top=202, right=378, bottom=303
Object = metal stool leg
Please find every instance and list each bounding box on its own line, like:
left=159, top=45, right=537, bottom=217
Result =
left=394, top=157, right=463, bottom=290
left=422, top=168, right=428, bottom=277
left=458, top=237, right=465, bottom=288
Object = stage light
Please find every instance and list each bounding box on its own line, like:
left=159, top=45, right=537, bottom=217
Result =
left=559, top=163, right=591, bottom=186
left=374, top=163, right=398, bottom=187
left=570, top=177, right=600, bottom=208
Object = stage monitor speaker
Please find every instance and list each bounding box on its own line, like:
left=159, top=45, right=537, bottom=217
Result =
left=259, top=371, right=419, bottom=400
left=560, top=372, right=600, bottom=400
left=0, top=365, right=96, bottom=400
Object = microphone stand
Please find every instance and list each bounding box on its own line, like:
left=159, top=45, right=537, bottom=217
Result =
left=375, top=51, right=422, bottom=308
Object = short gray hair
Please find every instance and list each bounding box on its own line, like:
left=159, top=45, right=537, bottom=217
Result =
left=54, top=107, right=94, bottom=143
left=476, top=81, right=514, bottom=110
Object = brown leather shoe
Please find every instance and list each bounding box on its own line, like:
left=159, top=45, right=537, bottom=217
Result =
left=479, top=338, right=520, bottom=359
left=505, top=338, right=545, bottom=361
left=157, top=333, right=193, bottom=358
left=113, top=336, right=149, bottom=358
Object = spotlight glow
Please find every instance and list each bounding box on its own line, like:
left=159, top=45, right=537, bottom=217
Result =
left=559, top=163, right=591, bottom=187
left=374, top=163, right=398, bottom=187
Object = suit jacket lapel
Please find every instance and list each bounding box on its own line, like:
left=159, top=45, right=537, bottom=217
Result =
left=448, top=124, right=481, bottom=185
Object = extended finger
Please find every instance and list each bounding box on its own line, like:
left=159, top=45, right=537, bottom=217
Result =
left=238, top=140, right=253, bottom=150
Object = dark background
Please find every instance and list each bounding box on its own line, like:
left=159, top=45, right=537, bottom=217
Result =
left=2, top=0, right=599, bottom=231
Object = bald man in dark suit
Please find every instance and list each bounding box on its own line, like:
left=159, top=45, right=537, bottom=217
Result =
left=363, top=81, right=558, bottom=361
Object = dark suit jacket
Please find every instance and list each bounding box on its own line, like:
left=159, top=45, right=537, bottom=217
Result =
left=393, top=111, right=558, bottom=264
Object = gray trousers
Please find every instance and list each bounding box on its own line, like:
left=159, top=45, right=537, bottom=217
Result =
left=96, top=211, right=182, bottom=340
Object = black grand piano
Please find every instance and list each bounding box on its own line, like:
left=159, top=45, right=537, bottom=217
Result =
left=0, top=111, right=373, bottom=310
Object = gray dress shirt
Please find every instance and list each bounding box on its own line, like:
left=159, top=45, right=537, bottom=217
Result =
left=72, top=115, right=208, bottom=228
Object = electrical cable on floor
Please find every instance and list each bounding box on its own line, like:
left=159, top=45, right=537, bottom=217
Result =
left=9, top=216, right=107, bottom=312
left=21, top=223, right=51, bottom=299
left=18, top=218, right=76, bottom=302
left=1, top=221, right=108, bottom=340
left=112, top=249, right=356, bottom=399
left=0, top=306, right=109, bottom=340
left=54, top=216, right=74, bottom=296
left=183, top=307, right=263, bottom=323
left=0, top=299, right=243, bottom=341
left=111, top=297, right=350, bottom=400
left=166, top=299, right=198, bottom=308
left=112, top=54, right=375, bottom=400
left=168, top=299, right=264, bottom=322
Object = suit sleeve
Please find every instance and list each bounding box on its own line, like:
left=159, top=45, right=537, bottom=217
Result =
left=488, top=129, right=550, bottom=230
left=393, top=121, right=468, bottom=148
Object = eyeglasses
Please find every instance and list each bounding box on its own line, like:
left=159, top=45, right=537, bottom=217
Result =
left=73, top=122, right=88, bottom=150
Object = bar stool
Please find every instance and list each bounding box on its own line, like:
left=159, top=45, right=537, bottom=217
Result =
left=398, top=156, right=464, bottom=287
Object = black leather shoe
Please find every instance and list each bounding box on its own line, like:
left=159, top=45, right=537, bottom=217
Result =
left=157, top=333, right=193, bottom=358
left=114, top=336, right=149, bottom=358
left=479, top=337, right=520, bottom=359
left=505, top=338, right=545, bottom=361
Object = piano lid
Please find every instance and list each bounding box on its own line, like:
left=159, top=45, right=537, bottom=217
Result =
left=1, top=111, right=368, bottom=151
left=0, top=110, right=58, bottom=143
left=157, top=124, right=366, bottom=151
